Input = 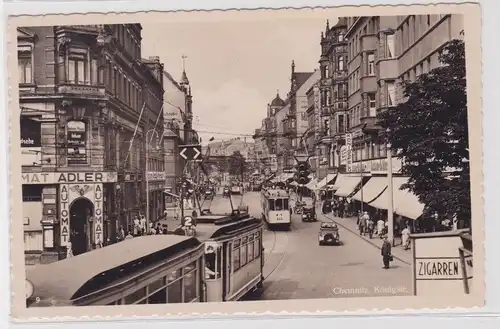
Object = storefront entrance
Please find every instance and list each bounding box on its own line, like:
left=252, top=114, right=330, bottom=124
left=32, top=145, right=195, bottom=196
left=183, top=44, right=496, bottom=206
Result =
left=69, top=198, right=94, bottom=256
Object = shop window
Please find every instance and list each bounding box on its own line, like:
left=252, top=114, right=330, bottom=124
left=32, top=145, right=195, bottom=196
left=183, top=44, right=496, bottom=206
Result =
left=22, top=185, right=43, bottom=202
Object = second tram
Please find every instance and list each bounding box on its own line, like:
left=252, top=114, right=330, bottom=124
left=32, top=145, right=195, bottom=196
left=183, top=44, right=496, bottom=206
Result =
left=261, top=189, right=291, bottom=230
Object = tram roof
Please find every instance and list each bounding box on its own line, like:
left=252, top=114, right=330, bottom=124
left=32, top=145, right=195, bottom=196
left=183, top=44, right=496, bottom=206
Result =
left=26, top=235, right=201, bottom=302
left=194, top=214, right=262, bottom=242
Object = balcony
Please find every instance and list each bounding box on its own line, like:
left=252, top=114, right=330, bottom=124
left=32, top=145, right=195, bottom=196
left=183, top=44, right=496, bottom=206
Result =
left=360, top=34, right=377, bottom=51
left=320, top=78, right=332, bottom=86
left=360, top=116, right=381, bottom=134
left=377, top=58, right=398, bottom=80
left=320, top=106, right=332, bottom=117
left=360, top=75, right=377, bottom=93
left=333, top=71, right=348, bottom=81
left=58, top=83, right=106, bottom=100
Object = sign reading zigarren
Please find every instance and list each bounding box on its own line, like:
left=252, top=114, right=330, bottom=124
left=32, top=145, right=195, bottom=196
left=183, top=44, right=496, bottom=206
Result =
left=22, top=172, right=118, bottom=185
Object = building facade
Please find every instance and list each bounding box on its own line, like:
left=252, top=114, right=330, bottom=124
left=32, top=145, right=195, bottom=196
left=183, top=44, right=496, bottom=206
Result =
left=19, top=24, right=165, bottom=264
left=317, top=18, right=348, bottom=178
left=162, top=69, right=192, bottom=203
left=344, top=15, right=464, bottom=175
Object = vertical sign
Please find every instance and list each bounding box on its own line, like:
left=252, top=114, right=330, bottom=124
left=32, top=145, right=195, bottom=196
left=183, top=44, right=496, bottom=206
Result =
left=345, top=133, right=353, bottom=172
left=94, top=184, right=103, bottom=244
left=20, top=117, right=41, bottom=166
left=67, top=121, right=87, bottom=164
left=313, top=84, right=321, bottom=137
left=59, top=184, right=70, bottom=246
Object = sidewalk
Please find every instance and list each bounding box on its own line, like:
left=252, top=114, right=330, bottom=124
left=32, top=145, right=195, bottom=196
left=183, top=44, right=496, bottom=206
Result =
left=317, top=210, right=413, bottom=265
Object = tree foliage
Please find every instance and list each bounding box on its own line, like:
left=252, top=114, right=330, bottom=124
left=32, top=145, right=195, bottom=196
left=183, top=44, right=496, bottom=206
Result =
left=228, top=151, right=246, bottom=176
left=378, top=39, right=470, bottom=222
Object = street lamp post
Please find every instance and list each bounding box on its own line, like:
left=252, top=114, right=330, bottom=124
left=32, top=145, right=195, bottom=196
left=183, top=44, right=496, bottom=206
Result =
left=386, top=128, right=394, bottom=246
left=145, top=129, right=160, bottom=235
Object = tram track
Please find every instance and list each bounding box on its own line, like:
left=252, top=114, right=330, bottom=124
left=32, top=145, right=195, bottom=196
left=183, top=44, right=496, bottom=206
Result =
left=263, top=230, right=290, bottom=281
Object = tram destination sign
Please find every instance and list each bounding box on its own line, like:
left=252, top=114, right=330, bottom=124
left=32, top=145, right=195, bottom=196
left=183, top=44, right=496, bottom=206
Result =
left=179, top=144, right=202, bottom=161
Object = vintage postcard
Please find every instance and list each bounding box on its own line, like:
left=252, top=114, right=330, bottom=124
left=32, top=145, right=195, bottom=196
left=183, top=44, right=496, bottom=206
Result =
left=8, top=3, right=484, bottom=320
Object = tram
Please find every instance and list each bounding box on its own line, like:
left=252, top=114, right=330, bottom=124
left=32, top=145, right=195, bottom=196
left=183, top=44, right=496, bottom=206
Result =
left=26, top=235, right=206, bottom=307
left=182, top=211, right=265, bottom=302
left=261, top=189, right=291, bottom=230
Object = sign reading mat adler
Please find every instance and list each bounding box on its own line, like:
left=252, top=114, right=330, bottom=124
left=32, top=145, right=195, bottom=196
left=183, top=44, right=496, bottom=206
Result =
left=22, top=172, right=118, bottom=184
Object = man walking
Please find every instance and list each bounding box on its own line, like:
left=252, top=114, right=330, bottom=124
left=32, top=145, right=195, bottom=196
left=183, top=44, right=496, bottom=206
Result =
left=381, top=236, right=392, bottom=269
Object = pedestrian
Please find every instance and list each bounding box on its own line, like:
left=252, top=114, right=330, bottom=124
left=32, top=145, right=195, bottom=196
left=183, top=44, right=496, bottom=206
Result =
left=125, top=231, right=133, bottom=240
left=380, top=235, right=392, bottom=269
left=140, top=214, right=147, bottom=235
left=338, top=200, right=345, bottom=218
left=117, top=226, right=125, bottom=242
left=381, top=236, right=392, bottom=269
left=133, top=216, right=140, bottom=236
left=359, top=211, right=368, bottom=235
left=402, top=226, right=411, bottom=250
left=66, top=242, right=74, bottom=258
left=377, top=218, right=385, bottom=238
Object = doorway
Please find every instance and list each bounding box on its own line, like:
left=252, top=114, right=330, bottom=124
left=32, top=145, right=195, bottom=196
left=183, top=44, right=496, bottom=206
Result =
left=69, top=198, right=94, bottom=256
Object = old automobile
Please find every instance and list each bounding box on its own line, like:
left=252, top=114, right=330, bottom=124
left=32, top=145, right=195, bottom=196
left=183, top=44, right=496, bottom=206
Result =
left=301, top=206, right=317, bottom=222
left=318, top=221, right=340, bottom=246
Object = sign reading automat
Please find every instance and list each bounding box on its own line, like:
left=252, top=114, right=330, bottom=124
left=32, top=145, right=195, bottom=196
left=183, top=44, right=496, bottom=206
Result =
left=345, top=133, right=353, bottom=172
left=59, top=184, right=70, bottom=247
left=93, top=184, right=103, bottom=244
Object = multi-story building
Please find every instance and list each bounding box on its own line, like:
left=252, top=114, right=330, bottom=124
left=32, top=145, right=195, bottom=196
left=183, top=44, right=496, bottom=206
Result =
left=276, top=100, right=291, bottom=172
left=19, top=24, right=164, bottom=264
left=318, top=18, right=348, bottom=177
left=162, top=68, right=193, bottom=204
left=344, top=15, right=463, bottom=175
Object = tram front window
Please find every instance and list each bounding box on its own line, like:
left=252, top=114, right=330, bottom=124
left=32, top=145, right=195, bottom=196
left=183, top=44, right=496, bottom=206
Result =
left=268, top=199, right=275, bottom=211
left=275, top=199, right=283, bottom=211
left=205, top=248, right=221, bottom=279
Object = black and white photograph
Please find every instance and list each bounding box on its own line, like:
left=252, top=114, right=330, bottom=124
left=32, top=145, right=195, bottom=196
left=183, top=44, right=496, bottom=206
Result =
left=8, top=4, right=483, bottom=319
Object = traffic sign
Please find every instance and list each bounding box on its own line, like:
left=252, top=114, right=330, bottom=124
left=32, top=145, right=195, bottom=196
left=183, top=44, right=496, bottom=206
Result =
left=179, top=144, right=202, bottom=161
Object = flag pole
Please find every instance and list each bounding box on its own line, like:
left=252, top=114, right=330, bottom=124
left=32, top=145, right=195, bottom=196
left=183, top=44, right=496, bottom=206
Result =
left=124, top=102, right=147, bottom=165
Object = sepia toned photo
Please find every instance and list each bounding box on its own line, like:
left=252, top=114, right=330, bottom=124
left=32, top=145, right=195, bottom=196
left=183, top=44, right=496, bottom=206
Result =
left=8, top=3, right=484, bottom=320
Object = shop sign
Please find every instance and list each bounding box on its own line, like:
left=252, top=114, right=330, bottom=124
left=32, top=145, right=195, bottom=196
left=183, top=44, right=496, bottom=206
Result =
left=22, top=172, right=118, bottom=185
left=350, top=161, right=370, bottom=173
left=67, top=121, right=87, bottom=165
left=59, top=184, right=70, bottom=247
left=94, top=184, right=104, bottom=244
left=339, top=145, right=347, bottom=165
left=416, top=258, right=461, bottom=280
left=147, top=171, right=166, bottom=181
left=370, top=158, right=403, bottom=174
left=345, top=133, right=353, bottom=172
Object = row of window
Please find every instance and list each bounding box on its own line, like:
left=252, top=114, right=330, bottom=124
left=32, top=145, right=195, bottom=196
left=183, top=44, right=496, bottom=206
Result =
left=232, top=231, right=262, bottom=272
left=113, top=25, right=141, bottom=60
left=351, top=141, right=389, bottom=162
left=107, top=260, right=200, bottom=305
left=397, top=15, right=448, bottom=55
left=320, top=56, right=345, bottom=79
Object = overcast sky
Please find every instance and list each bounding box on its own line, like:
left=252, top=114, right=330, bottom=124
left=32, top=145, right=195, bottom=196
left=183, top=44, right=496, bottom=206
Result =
left=141, top=16, right=333, bottom=144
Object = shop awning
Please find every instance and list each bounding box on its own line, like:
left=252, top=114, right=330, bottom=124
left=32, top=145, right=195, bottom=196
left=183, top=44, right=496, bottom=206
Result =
left=368, top=177, right=425, bottom=220
left=368, top=177, right=408, bottom=210
left=334, top=175, right=362, bottom=197
left=305, top=177, right=318, bottom=190
left=351, top=176, right=387, bottom=203
left=395, top=190, right=425, bottom=220
left=316, top=174, right=337, bottom=190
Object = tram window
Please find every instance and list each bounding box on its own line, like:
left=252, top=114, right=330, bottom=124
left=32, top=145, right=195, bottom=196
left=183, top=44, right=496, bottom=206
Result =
left=233, top=241, right=241, bottom=271
left=149, top=277, right=166, bottom=293
left=275, top=199, right=283, bottom=211
left=205, top=248, right=222, bottom=280
left=283, top=199, right=289, bottom=209
left=248, top=233, right=254, bottom=241
left=254, top=237, right=261, bottom=258
left=166, top=278, right=182, bottom=303
left=268, top=199, right=275, bottom=211
left=124, top=287, right=147, bottom=304
left=147, top=288, right=167, bottom=304
left=240, top=237, right=248, bottom=266
left=248, top=239, right=254, bottom=262
left=183, top=268, right=198, bottom=302
left=167, top=269, right=181, bottom=283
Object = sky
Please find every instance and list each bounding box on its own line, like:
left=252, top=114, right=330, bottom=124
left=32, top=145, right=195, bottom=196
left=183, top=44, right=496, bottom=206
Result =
left=141, top=16, right=334, bottom=144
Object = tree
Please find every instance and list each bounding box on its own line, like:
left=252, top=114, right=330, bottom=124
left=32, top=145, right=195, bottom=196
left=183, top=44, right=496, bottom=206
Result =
left=228, top=151, right=246, bottom=177
left=378, top=39, right=470, bottom=224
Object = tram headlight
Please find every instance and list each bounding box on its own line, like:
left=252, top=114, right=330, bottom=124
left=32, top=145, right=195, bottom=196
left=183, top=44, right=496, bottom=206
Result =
left=25, top=279, right=34, bottom=299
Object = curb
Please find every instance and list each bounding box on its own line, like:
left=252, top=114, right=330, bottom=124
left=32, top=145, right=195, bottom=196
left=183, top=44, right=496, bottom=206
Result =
left=320, top=211, right=411, bottom=266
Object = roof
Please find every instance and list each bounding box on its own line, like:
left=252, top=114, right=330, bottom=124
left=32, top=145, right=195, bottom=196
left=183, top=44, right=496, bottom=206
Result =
left=180, top=70, right=189, bottom=85
left=293, top=72, right=314, bottom=90
left=26, top=235, right=199, bottom=302
left=332, top=17, right=347, bottom=29
left=270, top=93, right=286, bottom=107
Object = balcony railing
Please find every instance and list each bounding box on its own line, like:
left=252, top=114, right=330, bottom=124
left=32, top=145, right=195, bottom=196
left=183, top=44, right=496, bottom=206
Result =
left=333, top=71, right=348, bottom=80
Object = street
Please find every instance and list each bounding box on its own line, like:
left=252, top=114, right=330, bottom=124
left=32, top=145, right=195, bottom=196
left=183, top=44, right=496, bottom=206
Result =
left=209, top=191, right=412, bottom=300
